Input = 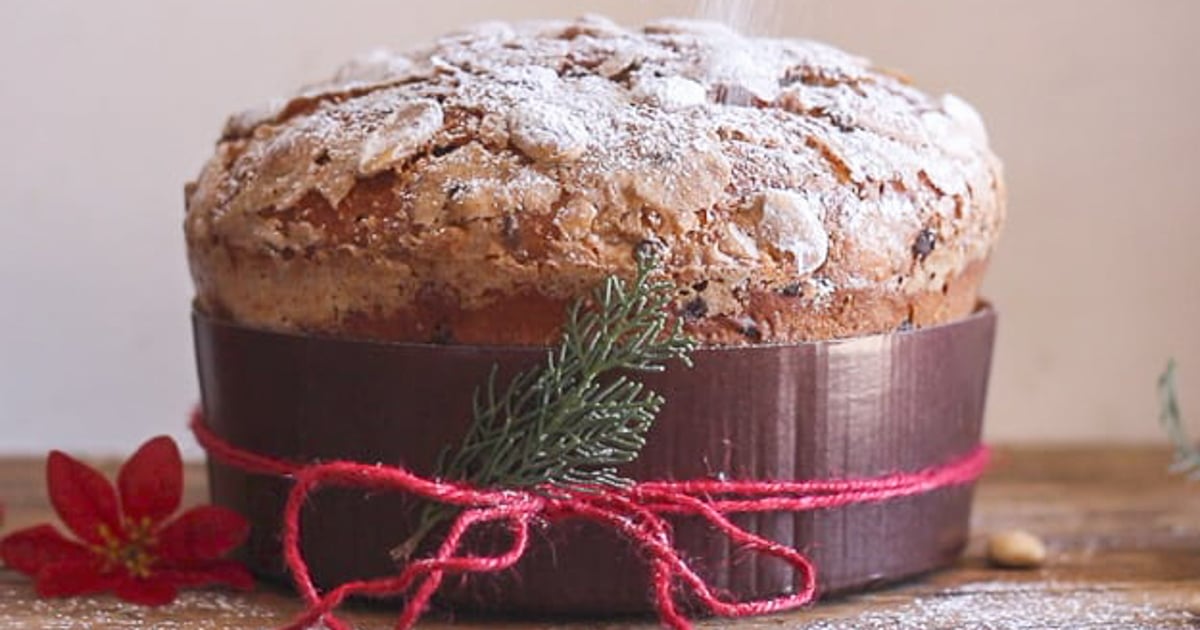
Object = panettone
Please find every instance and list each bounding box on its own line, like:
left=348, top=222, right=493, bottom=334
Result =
left=184, top=16, right=1004, bottom=346
left=188, top=17, right=1004, bottom=617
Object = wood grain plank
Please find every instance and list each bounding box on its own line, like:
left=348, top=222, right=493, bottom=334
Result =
left=1, top=447, right=1198, bottom=628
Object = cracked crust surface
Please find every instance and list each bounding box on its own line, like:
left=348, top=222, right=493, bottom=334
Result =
left=184, top=16, right=1005, bottom=345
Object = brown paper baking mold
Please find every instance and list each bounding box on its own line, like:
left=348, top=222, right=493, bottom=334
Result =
left=194, top=306, right=996, bottom=615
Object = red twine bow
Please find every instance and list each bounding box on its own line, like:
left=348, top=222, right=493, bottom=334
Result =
left=190, top=410, right=988, bottom=630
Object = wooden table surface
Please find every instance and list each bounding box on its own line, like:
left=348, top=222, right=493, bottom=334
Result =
left=2, top=447, right=1199, bottom=629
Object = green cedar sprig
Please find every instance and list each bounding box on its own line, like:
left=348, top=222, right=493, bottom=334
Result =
left=392, top=253, right=696, bottom=560
left=1160, top=360, right=1200, bottom=478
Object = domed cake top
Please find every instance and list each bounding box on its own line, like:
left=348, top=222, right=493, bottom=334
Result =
left=185, top=16, right=1004, bottom=345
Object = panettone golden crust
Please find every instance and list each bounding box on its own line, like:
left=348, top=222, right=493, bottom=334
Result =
left=185, top=16, right=1005, bottom=345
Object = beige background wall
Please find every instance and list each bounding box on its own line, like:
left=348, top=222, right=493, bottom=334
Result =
left=1, top=0, right=1196, bottom=454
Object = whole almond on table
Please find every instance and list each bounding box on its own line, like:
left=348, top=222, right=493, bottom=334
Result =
left=987, top=530, right=1047, bottom=568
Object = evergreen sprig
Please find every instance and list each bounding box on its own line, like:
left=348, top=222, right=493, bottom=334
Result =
left=1159, top=360, right=1200, bottom=478
left=392, top=253, right=696, bottom=559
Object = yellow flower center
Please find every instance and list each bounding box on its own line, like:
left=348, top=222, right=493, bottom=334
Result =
left=93, top=518, right=158, bottom=578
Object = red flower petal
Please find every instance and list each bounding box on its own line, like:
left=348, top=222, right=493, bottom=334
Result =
left=114, top=576, right=178, bottom=606
left=160, top=560, right=255, bottom=592
left=35, top=559, right=113, bottom=598
left=0, top=525, right=94, bottom=577
left=157, top=506, right=249, bottom=563
left=118, top=436, right=183, bottom=527
left=46, top=451, right=121, bottom=545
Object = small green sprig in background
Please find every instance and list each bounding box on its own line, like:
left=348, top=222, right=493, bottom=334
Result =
left=1159, top=360, right=1200, bottom=478
left=392, top=253, right=696, bottom=560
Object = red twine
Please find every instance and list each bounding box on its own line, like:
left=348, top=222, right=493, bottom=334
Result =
left=189, top=409, right=988, bottom=630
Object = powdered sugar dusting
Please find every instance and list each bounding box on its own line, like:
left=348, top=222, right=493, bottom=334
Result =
left=358, top=99, right=444, bottom=175
left=508, top=100, right=590, bottom=162
left=631, top=75, right=708, bottom=109
left=6, top=578, right=1190, bottom=628
left=323, top=48, right=417, bottom=92
left=757, top=189, right=828, bottom=274
left=187, top=16, right=1004, bottom=342
left=0, top=585, right=284, bottom=629
left=211, top=17, right=998, bottom=234
left=796, top=581, right=1198, bottom=630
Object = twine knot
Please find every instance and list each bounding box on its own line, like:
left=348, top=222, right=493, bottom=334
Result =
left=190, top=409, right=987, bottom=630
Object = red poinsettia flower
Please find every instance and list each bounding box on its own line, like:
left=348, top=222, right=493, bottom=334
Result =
left=0, top=436, right=253, bottom=605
